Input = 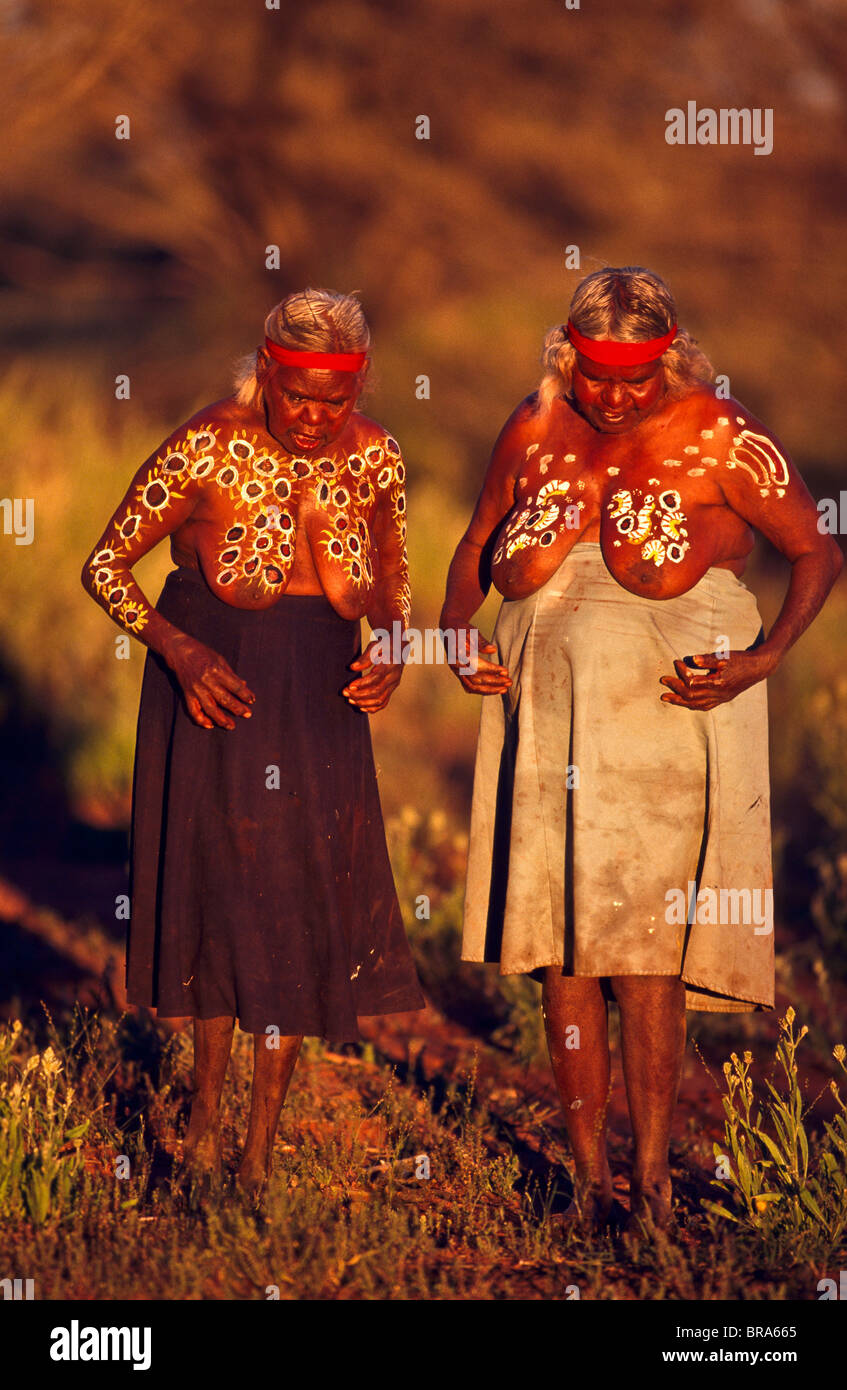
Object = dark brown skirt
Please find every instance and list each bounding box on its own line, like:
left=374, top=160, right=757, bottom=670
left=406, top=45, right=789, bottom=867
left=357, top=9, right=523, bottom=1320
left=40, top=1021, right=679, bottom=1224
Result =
left=127, top=566, right=424, bottom=1040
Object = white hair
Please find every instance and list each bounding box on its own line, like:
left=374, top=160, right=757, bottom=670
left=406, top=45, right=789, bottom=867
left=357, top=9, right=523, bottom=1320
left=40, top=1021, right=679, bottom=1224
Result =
left=233, top=288, right=371, bottom=408
left=536, top=266, right=714, bottom=413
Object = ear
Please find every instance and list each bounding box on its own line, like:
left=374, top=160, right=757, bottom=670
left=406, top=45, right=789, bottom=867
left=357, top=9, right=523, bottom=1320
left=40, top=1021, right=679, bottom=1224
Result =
left=355, top=358, right=371, bottom=391
left=255, top=347, right=275, bottom=386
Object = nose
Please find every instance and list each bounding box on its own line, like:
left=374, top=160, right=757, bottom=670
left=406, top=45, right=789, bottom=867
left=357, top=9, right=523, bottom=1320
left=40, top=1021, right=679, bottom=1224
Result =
left=302, top=400, right=324, bottom=425
left=599, top=380, right=626, bottom=409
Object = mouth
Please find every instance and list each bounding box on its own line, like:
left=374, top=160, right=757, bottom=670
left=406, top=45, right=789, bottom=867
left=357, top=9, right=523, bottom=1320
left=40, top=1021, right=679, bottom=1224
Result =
left=291, top=432, right=322, bottom=450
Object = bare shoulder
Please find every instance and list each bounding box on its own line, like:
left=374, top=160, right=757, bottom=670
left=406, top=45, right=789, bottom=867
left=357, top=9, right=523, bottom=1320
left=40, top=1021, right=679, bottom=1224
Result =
left=688, top=390, right=795, bottom=495
left=659, top=386, right=790, bottom=473
left=178, top=397, right=262, bottom=444
left=497, top=393, right=544, bottom=448
left=476, top=395, right=545, bottom=481
left=138, top=399, right=269, bottom=480
left=690, top=388, right=781, bottom=446
left=348, top=411, right=403, bottom=457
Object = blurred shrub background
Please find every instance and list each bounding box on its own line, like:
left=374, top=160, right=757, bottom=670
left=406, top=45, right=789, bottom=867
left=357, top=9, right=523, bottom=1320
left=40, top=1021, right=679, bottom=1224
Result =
left=1, top=0, right=845, bottom=985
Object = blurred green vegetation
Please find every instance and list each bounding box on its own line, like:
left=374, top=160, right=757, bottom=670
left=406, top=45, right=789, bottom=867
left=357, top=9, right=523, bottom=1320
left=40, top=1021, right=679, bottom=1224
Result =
left=0, top=367, right=173, bottom=820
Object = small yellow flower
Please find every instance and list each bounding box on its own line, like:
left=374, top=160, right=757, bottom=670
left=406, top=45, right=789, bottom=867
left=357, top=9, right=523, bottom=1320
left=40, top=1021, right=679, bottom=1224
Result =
left=40, top=1048, right=63, bottom=1077
left=834, top=1044, right=846, bottom=1063
left=743, top=1051, right=753, bottom=1064
left=785, top=1007, right=795, bottom=1026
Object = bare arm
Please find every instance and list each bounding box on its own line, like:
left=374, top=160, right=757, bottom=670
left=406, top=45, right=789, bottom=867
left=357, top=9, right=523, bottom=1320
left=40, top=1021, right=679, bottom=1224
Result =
left=343, top=437, right=410, bottom=713
left=660, top=413, right=843, bottom=710
left=439, top=404, right=529, bottom=694
left=82, top=427, right=202, bottom=662
left=81, top=421, right=255, bottom=730
left=365, top=443, right=411, bottom=634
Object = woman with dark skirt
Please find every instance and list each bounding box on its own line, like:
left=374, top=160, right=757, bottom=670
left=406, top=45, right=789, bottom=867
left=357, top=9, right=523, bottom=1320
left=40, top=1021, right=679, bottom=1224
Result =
left=82, top=289, right=425, bottom=1198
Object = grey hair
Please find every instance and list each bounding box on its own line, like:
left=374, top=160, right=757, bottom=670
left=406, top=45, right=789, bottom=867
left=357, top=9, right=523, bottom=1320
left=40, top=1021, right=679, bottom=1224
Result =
left=536, top=266, right=714, bottom=413
left=233, top=288, right=371, bottom=409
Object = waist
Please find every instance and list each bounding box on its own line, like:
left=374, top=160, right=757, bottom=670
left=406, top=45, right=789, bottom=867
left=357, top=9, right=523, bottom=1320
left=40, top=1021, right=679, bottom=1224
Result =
left=160, top=566, right=355, bottom=624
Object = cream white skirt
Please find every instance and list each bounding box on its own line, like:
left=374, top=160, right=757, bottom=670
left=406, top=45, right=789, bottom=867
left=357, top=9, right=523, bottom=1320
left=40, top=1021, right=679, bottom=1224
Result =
left=462, top=542, right=774, bottom=1012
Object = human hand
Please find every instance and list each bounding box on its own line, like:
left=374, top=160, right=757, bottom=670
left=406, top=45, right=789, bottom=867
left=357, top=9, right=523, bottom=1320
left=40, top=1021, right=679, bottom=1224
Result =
left=343, top=637, right=403, bottom=713
left=446, top=627, right=512, bottom=696
left=166, top=634, right=256, bottom=730
left=659, top=648, right=773, bottom=711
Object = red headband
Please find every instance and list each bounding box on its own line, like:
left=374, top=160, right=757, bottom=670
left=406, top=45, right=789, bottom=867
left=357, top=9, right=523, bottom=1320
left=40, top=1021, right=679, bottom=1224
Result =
left=263, top=338, right=366, bottom=371
left=566, top=321, right=677, bottom=365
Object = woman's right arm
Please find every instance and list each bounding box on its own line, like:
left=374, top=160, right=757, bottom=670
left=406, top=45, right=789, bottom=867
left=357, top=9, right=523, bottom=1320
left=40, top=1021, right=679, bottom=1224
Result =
left=82, top=430, right=201, bottom=660
left=439, top=405, right=527, bottom=694
left=81, top=426, right=254, bottom=730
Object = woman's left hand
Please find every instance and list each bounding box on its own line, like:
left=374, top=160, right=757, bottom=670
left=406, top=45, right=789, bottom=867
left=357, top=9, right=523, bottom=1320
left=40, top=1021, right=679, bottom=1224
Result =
left=659, top=648, right=774, bottom=710
left=342, top=638, right=404, bottom=713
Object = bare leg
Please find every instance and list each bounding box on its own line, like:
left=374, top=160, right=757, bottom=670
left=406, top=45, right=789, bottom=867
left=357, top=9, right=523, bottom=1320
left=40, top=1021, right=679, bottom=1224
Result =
left=542, top=970, right=613, bottom=1223
left=610, top=974, right=686, bottom=1228
left=236, top=1034, right=303, bottom=1198
left=182, top=1015, right=235, bottom=1179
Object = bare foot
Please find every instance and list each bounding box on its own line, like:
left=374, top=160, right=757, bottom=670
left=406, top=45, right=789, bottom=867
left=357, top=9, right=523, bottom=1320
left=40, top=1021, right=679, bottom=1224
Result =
left=235, top=1150, right=271, bottom=1203
left=627, top=1174, right=674, bottom=1233
left=551, top=1169, right=616, bottom=1235
left=179, top=1101, right=223, bottom=1184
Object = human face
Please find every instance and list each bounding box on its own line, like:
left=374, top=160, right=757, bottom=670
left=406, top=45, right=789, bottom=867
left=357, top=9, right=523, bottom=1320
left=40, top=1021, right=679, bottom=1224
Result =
left=258, top=354, right=362, bottom=454
left=572, top=352, right=666, bottom=434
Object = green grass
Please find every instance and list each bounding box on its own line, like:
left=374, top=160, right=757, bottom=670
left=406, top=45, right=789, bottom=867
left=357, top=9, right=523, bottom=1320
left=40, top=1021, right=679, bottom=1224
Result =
left=703, top=1010, right=847, bottom=1258
left=1, top=1006, right=844, bottom=1300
